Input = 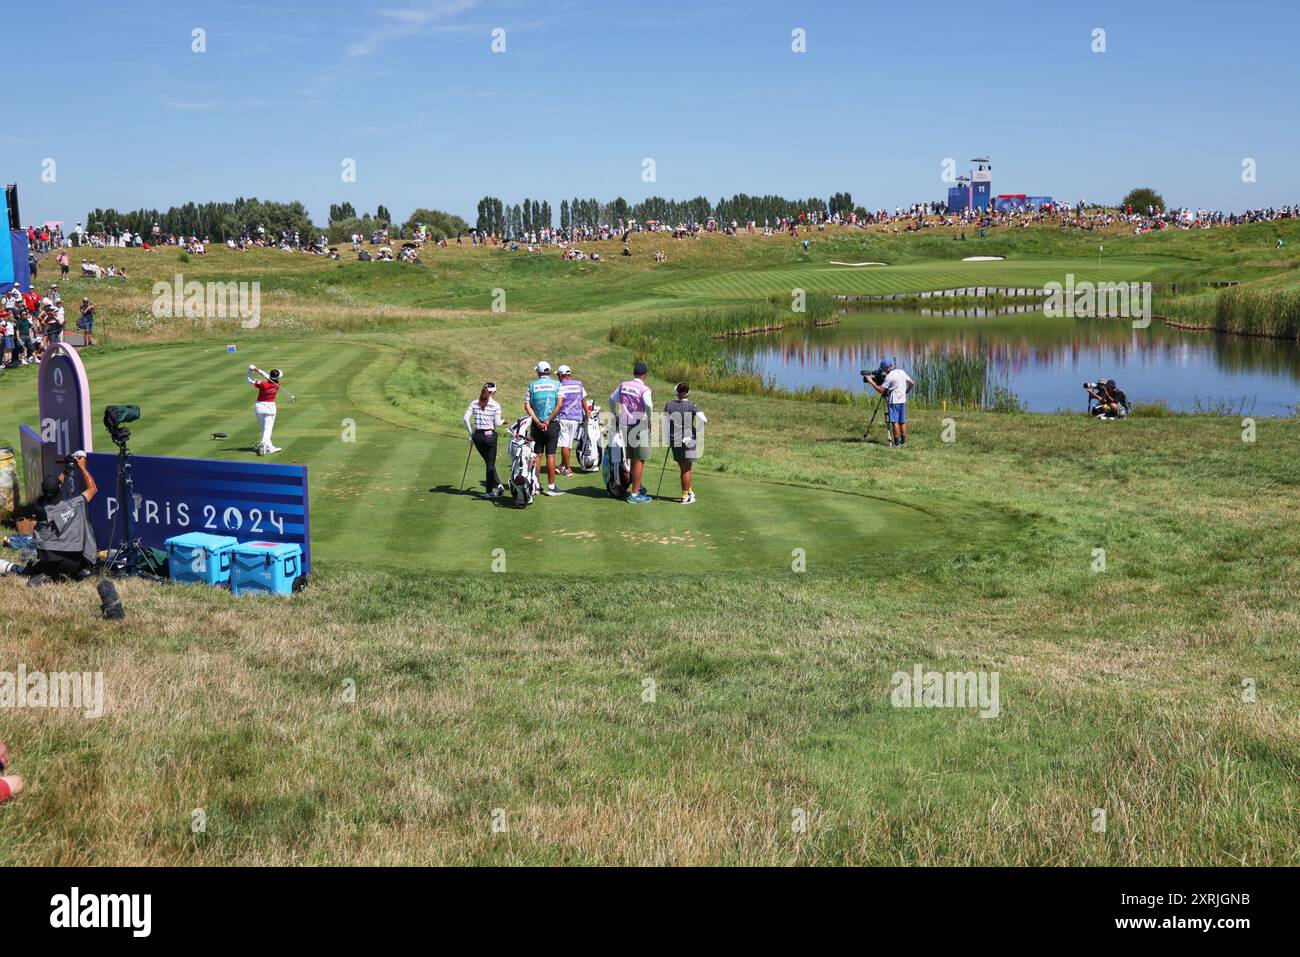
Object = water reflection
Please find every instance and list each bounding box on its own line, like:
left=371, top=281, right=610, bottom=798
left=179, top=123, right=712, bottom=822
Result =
left=727, top=306, right=1300, bottom=414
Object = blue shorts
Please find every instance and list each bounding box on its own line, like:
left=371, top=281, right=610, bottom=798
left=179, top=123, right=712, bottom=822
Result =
left=887, top=402, right=906, bottom=424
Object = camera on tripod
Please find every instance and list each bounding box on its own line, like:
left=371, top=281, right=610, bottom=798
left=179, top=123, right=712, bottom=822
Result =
left=103, top=404, right=140, bottom=448
left=861, top=363, right=890, bottom=388
left=98, top=404, right=162, bottom=579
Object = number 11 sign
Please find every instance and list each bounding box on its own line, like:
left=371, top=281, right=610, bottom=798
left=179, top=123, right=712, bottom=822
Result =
left=37, top=342, right=94, bottom=482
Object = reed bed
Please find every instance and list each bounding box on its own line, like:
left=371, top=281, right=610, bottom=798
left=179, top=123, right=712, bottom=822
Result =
left=1212, top=284, right=1300, bottom=339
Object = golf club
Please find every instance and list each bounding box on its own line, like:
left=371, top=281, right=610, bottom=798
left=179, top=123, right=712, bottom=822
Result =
left=459, top=440, right=474, bottom=492
left=654, top=446, right=671, bottom=496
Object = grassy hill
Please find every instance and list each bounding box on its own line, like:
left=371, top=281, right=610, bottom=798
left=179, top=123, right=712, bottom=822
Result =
left=0, top=221, right=1296, bottom=865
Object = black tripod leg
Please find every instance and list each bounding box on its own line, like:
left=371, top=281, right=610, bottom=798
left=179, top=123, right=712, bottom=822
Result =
left=864, top=393, right=886, bottom=440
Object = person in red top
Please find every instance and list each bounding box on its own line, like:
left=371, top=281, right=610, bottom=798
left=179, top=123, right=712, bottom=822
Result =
left=0, top=740, right=22, bottom=804
left=247, top=364, right=283, bottom=455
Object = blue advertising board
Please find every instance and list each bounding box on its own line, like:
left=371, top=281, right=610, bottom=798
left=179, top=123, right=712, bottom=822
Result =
left=82, top=452, right=312, bottom=574
left=8, top=230, right=30, bottom=294
left=0, top=189, right=13, bottom=289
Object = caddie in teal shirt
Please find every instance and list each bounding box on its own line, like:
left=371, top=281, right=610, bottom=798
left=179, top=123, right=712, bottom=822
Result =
left=524, top=360, right=564, bottom=495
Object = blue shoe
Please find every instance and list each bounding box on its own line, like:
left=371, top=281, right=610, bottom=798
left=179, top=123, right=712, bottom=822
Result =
left=627, top=492, right=651, bottom=504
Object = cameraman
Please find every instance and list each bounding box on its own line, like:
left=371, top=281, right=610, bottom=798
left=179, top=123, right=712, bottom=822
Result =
left=1087, top=379, right=1130, bottom=419
left=866, top=359, right=915, bottom=447
left=3, top=453, right=99, bottom=584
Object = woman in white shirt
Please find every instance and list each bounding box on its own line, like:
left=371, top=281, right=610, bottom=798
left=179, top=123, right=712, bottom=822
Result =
left=463, top=383, right=504, bottom=498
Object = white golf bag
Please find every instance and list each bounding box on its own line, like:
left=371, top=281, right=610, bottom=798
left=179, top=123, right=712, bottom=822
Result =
left=507, top=417, right=540, bottom=508
left=574, top=406, right=603, bottom=472
left=601, top=419, right=631, bottom=498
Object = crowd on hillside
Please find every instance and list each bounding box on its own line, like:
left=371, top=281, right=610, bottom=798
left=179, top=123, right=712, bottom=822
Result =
left=19, top=198, right=1296, bottom=277
left=1, top=283, right=98, bottom=367
left=468, top=199, right=1300, bottom=253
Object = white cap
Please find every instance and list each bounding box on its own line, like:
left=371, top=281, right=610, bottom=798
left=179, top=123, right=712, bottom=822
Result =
left=556, top=364, right=571, bottom=375
left=535, top=361, right=551, bottom=374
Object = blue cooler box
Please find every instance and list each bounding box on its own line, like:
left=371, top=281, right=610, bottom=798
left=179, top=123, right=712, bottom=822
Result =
left=230, top=541, right=303, bottom=596
left=166, top=533, right=239, bottom=586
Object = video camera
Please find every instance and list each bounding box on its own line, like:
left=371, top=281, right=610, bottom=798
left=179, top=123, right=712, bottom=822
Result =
left=861, top=363, right=890, bottom=388
left=103, top=404, right=141, bottom=448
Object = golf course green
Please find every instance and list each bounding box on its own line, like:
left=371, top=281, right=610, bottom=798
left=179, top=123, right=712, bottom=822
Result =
left=0, top=220, right=1296, bottom=866
left=0, top=339, right=947, bottom=574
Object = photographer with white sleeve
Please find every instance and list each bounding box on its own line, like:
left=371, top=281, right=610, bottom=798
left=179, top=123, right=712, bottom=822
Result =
left=865, top=358, right=914, bottom=448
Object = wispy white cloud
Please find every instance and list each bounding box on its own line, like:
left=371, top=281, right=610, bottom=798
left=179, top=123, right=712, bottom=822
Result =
left=347, top=0, right=479, bottom=57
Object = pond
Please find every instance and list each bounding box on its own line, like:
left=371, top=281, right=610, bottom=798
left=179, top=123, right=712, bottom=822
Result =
left=725, top=306, right=1300, bottom=415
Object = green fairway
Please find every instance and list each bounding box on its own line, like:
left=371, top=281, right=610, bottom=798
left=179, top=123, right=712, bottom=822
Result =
left=0, top=338, right=949, bottom=574
left=661, top=256, right=1173, bottom=298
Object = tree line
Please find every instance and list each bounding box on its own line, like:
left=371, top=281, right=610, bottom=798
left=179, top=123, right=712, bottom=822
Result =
left=476, top=192, right=863, bottom=235
left=85, top=198, right=316, bottom=243
left=84, top=197, right=466, bottom=244
left=85, top=190, right=864, bottom=244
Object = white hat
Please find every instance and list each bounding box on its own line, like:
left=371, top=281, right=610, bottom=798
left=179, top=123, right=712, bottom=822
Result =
left=535, top=361, right=551, bottom=374
left=556, top=364, right=572, bottom=375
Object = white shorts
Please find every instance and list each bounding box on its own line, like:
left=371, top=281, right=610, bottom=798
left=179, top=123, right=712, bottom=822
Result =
left=557, top=418, right=581, bottom=448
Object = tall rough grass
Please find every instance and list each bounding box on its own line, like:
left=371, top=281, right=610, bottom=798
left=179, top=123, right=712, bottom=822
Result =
left=608, top=294, right=837, bottom=395
left=910, top=352, right=990, bottom=409
left=1213, top=284, right=1300, bottom=339
left=611, top=300, right=1021, bottom=410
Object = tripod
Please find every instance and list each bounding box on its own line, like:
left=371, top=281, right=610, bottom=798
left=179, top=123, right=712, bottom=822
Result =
left=863, top=390, right=889, bottom=442
left=104, top=432, right=163, bottom=579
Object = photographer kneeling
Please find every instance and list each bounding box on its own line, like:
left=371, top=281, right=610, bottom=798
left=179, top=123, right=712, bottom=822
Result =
left=0, top=453, right=98, bottom=586
left=1086, top=379, right=1130, bottom=419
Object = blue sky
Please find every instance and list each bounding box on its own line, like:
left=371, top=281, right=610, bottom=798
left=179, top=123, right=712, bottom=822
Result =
left=8, top=0, right=1298, bottom=227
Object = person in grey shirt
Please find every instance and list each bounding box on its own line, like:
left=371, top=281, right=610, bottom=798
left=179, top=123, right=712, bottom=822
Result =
left=22, top=453, right=98, bottom=584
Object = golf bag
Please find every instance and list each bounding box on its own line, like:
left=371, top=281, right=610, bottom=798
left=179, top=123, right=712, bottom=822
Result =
left=574, top=407, right=603, bottom=472
left=601, top=421, right=631, bottom=498
left=507, top=417, right=540, bottom=508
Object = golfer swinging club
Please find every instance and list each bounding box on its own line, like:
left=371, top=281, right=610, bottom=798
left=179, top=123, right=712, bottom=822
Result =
left=247, top=364, right=283, bottom=455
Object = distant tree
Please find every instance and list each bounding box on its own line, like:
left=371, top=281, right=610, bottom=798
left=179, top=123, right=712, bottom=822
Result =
left=1120, top=187, right=1165, bottom=213
left=477, top=196, right=506, bottom=234
left=559, top=199, right=570, bottom=230
left=376, top=204, right=391, bottom=224
left=329, top=202, right=357, bottom=223
left=402, top=208, right=469, bottom=240
left=328, top=214, right=380, bottom=244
